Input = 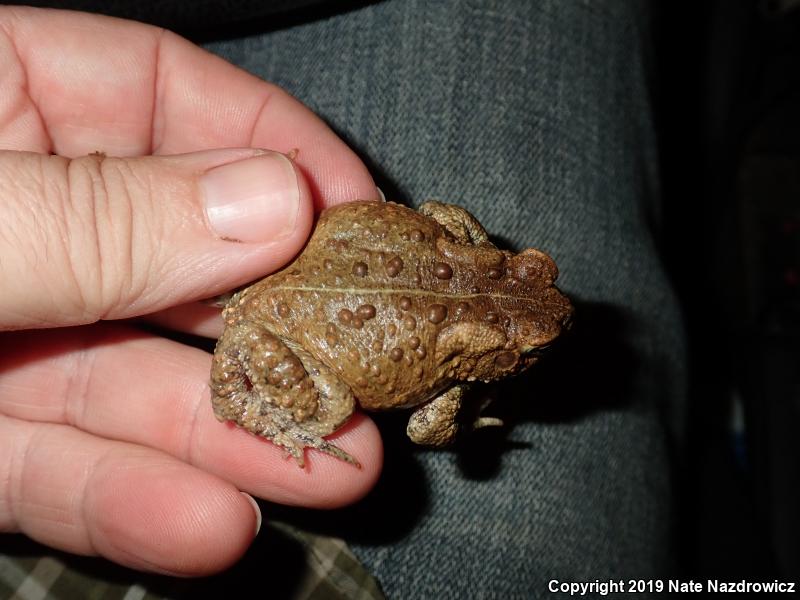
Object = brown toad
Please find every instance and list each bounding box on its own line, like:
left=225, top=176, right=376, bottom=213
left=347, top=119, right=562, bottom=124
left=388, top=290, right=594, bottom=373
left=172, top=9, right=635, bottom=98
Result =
left=210, top=201, right=572, bottom=466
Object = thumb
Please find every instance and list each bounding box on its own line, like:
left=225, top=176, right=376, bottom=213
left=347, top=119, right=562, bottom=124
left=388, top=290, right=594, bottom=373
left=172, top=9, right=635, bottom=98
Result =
left=0, top=148, right=315, bottom=330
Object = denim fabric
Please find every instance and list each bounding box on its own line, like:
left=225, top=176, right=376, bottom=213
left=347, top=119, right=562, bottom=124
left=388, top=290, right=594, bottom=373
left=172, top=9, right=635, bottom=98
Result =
left=208, top=1, right=686, bottom=597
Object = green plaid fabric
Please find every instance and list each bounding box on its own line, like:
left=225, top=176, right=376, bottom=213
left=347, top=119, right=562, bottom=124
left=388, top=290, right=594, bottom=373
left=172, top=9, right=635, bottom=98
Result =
left=1, top=523, right=384, bottom=600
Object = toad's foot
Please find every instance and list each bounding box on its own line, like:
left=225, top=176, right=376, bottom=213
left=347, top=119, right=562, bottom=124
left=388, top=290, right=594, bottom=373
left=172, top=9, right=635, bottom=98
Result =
left=241, top=401, right=360, bottom=468
left=419, top=200, right=490, bottom=244
left=211, top=321, right=358, bottom=468
left=472, top=396, right=504, bottom=430
left=406, top=384, right=468, bottom=446
left=407, top=385, right=504, bottom=447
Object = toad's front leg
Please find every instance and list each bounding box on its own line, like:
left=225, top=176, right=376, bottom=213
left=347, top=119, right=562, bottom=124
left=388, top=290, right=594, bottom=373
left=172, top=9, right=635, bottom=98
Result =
left=210, top=321, right=358, bottom=467
left=406, top=384, right=504, bottom=447
left=406, top=384, right=469, bottom=446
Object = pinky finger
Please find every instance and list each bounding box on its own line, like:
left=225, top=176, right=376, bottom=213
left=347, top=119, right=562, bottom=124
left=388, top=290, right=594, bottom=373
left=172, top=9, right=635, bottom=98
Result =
left=0, top=415, right=258, bottom=576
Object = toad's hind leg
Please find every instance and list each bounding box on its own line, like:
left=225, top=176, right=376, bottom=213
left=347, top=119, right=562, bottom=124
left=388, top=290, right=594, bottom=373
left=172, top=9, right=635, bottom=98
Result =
left=210, top=322, right=358, bottom=467
left=419, top=201, right=490, bottom=244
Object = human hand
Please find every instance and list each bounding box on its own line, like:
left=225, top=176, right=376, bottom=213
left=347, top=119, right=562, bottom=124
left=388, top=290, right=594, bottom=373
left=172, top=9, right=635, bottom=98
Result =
left=0, top=7, right=382, bottom=576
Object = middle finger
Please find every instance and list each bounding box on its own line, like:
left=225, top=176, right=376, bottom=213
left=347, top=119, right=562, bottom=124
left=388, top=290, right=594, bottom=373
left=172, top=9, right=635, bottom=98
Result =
left=0, top=325, right=382, bottom=507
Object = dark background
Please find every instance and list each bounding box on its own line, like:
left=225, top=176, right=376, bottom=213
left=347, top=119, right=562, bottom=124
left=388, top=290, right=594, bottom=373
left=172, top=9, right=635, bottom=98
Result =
left=654, top=0, right=799, bottom=579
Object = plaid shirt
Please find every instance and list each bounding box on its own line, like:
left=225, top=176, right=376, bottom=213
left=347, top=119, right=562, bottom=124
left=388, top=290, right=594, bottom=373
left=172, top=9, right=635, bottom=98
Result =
left=1, top=523, right=384, bottom=600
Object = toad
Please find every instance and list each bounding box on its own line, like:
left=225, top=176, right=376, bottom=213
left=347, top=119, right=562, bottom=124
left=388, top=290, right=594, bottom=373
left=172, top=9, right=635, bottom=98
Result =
left=210, top=201, right=572, bottom=466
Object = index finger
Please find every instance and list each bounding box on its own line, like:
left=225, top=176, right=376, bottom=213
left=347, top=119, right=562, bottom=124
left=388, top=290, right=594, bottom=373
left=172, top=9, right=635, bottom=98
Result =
left=0, top=6, right=377, bottom=207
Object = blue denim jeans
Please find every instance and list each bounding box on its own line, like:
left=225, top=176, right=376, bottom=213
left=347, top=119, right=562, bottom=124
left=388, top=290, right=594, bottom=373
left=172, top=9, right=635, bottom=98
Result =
left=206, top=1, right=685, bottom=597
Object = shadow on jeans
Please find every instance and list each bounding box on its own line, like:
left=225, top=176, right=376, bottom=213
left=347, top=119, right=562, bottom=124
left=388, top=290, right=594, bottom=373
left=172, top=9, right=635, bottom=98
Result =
left=456, top=299, right=641, bottom=479
left=268, top=299, right=641, bottom=546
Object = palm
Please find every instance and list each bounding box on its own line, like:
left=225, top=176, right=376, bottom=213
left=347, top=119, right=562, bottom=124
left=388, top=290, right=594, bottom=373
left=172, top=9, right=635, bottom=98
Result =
left=0, top=7, right=381, bottom=576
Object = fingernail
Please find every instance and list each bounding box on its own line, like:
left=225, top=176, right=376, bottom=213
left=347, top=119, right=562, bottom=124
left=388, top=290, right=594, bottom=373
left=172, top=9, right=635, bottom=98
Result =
left=241, top=492, right=262, bottom=536
left=201, top=152, right=300, bottom=243
left=376, top=187, right=386, bottom=202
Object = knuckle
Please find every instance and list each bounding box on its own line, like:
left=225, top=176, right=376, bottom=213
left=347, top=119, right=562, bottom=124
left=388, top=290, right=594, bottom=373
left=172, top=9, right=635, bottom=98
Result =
left=63, top=154, right=157, bottom=320
left=0, top=151, right=167, bottom=327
